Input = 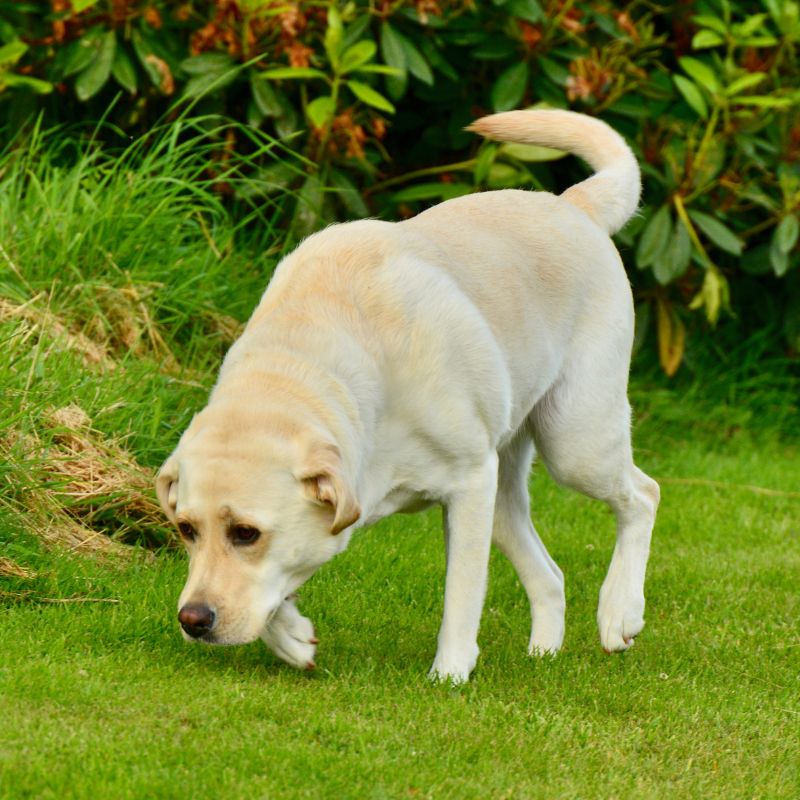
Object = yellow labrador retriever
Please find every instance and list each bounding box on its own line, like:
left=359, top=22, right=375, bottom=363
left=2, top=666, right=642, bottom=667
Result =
left=157, top=109, right=659, bottom=683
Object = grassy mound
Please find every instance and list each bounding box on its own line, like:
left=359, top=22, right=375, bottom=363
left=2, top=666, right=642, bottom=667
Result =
left=0, top=117, right=293, bottom=553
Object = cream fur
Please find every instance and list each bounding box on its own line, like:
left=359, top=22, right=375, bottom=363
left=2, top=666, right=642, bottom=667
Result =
left=157, top=109, right=659, bottom=683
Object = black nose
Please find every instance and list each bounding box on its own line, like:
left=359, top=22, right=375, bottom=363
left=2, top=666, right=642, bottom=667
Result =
left=178, top=603, right=216, bottom=639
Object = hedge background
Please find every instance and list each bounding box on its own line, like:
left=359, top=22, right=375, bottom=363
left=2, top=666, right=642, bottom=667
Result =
left=1, top=0, right=799, bottom=374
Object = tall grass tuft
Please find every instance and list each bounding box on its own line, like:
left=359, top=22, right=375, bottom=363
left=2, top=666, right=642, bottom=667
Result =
left=0, top=117, right=300, bottom=550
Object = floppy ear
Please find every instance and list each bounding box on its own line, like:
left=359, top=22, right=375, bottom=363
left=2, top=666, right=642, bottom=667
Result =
left=155, top=453, right=179, bottom=524
left=295, top=440, right=360, bottom=535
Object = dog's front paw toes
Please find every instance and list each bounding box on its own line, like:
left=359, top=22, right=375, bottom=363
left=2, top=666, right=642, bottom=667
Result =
left=428, top=665, right=470, bottom=686
left=528, top=606, right=565, bottom=656
left=597, top=598, right=645, bottom=653
left=428, top=645, right=478, bottom=685
left=261, top=600, right=318, bottom=670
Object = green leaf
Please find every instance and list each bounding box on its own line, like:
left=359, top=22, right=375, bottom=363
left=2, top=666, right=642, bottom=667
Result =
left=487, top=162, right=530, bottom=189
left=352, top=64, right=403, bottom=76
left=636, top=205, right=672, bottom=269
left=131, top=30, right=164, bottom=89
left=499, top=142, right=566, bottom=162
left=653, top=219, right=691, bottom=285
left=306, top=95, right=336, bottom=128
left=0, top=40, right=27, bottom=68
left=507, top=0, right=544, bottom=23
left=740, top=35, right=778, bottom=46
left=325, top=6, right=344, bottom=69
left=724, top=72, right=766, bottom=96
left=735, top=13, right=770, bottom=36
left=180, top=53, right=236, bottom=75
left=380, top=23, right=407, bottom=99
left=474, top=143, right=497, bottom=185
left=679, top=56, right=719, bottom=94
left=329, top=169, right=369, bottom=217
left=692, top=15, right=728, bottom=34
left=673, top=74, right=708, bottom=117
left=399, top=34, right=433, bottom=85
left=390, top=182, right=449, bottom=202
left=341, top=15, right=372, bottom=52
left=291, top=174, right=325, bottom=240
left=419, top=37, right=458, bottom=81
left=538, top=56, right=569, bottom=87
left=390, top=182, right=471, bottom=203
left=61, top=32, right=101, bottom=78
left=250, top=73, right=282, bottom=116
left=490, top=62, right=528, bottom=113
left=340, top=41, right=377, bottom=74
left=770, top=233, right=790, bottom=276
left=732, top=95, right=794, bottom=108
left=111, top=46, right=137, bottom=94
left=776, top=214, right=799, bottom=254
left=262, top=67, right=328, bottom=81
left=740, top=243, right=773, bottom=275
left=346, top=80, right=395, bottom=113
left=692, top=29, right=726, bottom=48
left=73, top=0, right=100, bottom=11
left=179, top=53, right=239, bottom=97
left=75, top=30, right=115, bottom=101
left=689, top=210, right=743, bottom=255
left=3, top=73, right=53, bottom=94
left=380, top=23, right=406, bottom=72
left=183, top=68, right=238, bottom=98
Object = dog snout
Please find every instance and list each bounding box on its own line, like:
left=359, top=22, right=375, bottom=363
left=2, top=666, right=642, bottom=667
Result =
left=178, top=603, right=216, bottom=639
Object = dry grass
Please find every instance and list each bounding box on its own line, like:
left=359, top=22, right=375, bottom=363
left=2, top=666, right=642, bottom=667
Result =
left=0, top=296, right=113, bottom=369
left=1, top=403, right=171, bottom=556
left=0, top=557, right=37, bottom=580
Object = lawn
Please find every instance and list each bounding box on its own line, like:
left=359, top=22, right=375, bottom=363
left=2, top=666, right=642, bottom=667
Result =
left=1, top=123, right=798, bottom=799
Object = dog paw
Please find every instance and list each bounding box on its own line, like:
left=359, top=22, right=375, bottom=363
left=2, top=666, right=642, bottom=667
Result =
left=597, top=583, right=645, bottom=653
left=428, top=644, right=478, bottom=685
left=261, top=598, right=317, bottom=670
left=528, top=603, right=565, bottom=656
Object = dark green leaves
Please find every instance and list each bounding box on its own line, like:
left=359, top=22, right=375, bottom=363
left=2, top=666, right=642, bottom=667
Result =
left=491, top=63, right=528, bottom=113
left=181, top=53, right=238, bottom=98
left=673, top=74, right=707, bottom=117
left=75, top=30, right=115, bottom=101
left=346, top=80, right=394, bottom=113
left=638, top=206, right=691, bottom=285
left=111, top=47, right=137, bottom=94
left=770, top=215, right=799, bottom=276
left=654, top=218, right=691, bottom=285
left=637, top=205, right=672, bottom=270
left=380, top=22, right=433, bottom=100
left=688, top=210, right=743, bottom=256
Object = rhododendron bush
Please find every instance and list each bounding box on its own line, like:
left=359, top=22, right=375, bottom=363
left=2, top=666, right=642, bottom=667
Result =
left=1, top=0, right=798, bottom=370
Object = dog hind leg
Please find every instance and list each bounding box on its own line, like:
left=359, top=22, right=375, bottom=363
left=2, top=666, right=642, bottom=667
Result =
left=530, top=356, right=659, bottom=653
left=493, top=433, right=565, bottom=655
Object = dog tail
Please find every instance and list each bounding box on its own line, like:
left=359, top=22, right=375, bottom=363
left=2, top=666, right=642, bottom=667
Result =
left=467, top=109, right=640, bottom=235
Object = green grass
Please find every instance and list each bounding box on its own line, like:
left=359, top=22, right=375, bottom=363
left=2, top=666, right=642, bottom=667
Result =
left=2, top=431, right=798, bottom=799
left=1, top=122, right=799, bottom=799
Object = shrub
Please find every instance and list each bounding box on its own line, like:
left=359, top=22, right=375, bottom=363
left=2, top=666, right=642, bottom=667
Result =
left=1, top=0, right=799, bottom=372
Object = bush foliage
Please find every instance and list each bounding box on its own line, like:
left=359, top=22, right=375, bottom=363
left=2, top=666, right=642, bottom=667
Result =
left=1, top=0, right=799, bottom=372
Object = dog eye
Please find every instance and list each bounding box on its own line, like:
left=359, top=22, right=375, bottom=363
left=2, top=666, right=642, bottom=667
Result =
left=231, top=525, right=261, bottom=546
left=177, top=522, right=196, bottom=542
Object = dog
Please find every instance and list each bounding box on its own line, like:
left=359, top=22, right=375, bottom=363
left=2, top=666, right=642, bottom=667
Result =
left=156, top=109, right=659, bottom=683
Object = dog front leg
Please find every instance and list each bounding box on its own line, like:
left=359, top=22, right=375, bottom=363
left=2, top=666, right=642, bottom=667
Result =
left=261, top=596, right=318, bottom=670
left=430, top=453, right=499, bottom=684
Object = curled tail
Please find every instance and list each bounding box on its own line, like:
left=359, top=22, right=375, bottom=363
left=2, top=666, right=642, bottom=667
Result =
left=467, top=109, right=640, bottom=235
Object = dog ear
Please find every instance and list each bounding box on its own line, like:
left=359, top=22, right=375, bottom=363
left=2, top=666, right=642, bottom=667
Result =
left=295, top=440, right=360, bottom=535
left=155, top=453, right=179, bottom=523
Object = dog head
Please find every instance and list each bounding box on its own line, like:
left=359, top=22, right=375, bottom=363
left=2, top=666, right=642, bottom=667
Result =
left=156, top=409, right=360, bottom=644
